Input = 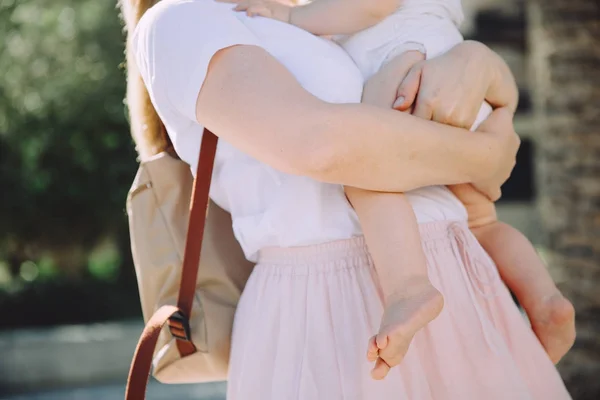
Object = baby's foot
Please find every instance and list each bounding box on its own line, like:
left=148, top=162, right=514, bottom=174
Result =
left=527, top=292, right=576, bottom=364
left=368, top=281, right=444, bottom=380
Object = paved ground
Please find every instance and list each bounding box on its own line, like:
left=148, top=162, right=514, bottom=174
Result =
left=0, top=381, right=226, bottom=400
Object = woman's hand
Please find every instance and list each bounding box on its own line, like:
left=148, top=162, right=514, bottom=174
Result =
left=471, top=108, right=520, bottom=201
left=389, top=42, right=520, bottom=200
left=393, top=41, right=518, bottom=129
left=362, top=50, right=425, bottom=108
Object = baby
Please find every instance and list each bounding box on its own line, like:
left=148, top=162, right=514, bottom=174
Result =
left=221, top=0, right=575, bottom=379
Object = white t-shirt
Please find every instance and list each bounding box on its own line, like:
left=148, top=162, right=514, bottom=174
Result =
left=132, top=0, right=466, bottom=262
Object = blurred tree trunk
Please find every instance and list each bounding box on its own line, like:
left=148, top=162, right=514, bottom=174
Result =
left=528, top=1, right=600, bottom=398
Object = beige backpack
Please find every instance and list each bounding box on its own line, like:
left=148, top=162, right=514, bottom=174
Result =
left=124, top=130, right=253, bottom=399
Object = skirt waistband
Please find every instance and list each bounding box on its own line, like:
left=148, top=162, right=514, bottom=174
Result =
left=257, top=220, right=468, bottom=266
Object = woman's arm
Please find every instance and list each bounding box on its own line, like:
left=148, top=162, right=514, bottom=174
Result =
left=196, top=44, right=518, bottom=196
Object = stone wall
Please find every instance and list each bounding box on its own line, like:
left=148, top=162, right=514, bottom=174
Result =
left=528, top=1, right=600, bottom=398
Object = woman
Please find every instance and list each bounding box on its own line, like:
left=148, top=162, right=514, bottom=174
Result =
left=126, top=0, right=570, bottom=399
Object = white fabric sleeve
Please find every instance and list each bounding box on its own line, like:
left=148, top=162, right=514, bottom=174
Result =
left=132, top=0, right=262, bottom=122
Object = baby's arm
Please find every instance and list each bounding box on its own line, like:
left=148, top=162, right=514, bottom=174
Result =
left=224, top=0, right=401, bottom=36
left=290, top=0, right=402, bottom=35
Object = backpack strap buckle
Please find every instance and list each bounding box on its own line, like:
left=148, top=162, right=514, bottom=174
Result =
left=167, top=310, right=192, bottom=342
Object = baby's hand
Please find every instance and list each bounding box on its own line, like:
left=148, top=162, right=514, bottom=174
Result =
left=218, top=0, right=292, bottom=23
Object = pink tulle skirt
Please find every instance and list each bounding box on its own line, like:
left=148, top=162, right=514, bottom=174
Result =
left=227, top=220, right=571, bottom=399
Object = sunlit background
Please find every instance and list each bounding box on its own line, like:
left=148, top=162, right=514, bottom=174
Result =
left=0, top=0, right=598, bottom=399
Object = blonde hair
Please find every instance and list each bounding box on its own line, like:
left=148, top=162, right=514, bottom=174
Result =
left=120, top=0, right=170, bottom=160
left=120, top=0, right=304, bottom=160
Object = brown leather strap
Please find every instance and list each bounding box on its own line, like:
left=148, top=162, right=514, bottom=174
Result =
left=125, top=128, right=218, bottom=400
left=125, top=305, right=179, bottom=400
left=174, top=128, right=218, bottom=355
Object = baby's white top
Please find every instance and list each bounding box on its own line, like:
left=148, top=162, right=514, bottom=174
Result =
left=337, top=0, right=467, bottom=79
left=400, top=0, right=465, bottom=27
left=133, top=0, right=471, bottom=262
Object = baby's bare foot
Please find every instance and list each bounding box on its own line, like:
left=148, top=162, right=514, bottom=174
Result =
left=528, top=293, right=575, bottom=364
left=368, top=281, right=444, bottom=379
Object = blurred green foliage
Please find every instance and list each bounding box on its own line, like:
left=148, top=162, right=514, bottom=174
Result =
left=0, top=0, right=139, bottom=325
left=0, top=277, right=141, bottom=329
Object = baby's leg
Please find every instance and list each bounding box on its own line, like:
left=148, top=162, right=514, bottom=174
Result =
left=474, top=220, right=575, bottom=364
left=450, top=185, right=575, bottom=364
left=344, top=187, right=444, bottom=379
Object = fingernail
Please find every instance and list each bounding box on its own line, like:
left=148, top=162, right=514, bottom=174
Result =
left=393, top=96, right=404, bottom=109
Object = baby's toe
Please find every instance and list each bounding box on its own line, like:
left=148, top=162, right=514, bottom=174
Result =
left=371, top=358, right=391, bottom=381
